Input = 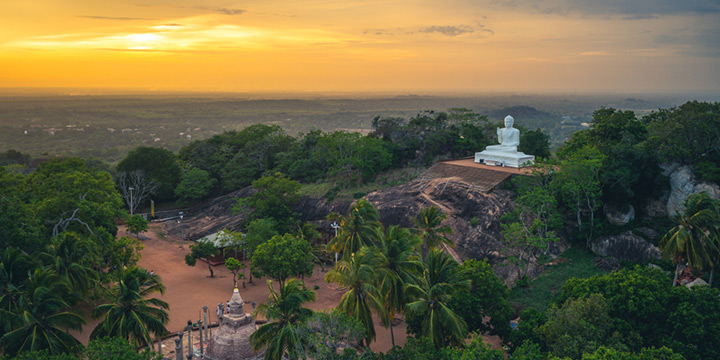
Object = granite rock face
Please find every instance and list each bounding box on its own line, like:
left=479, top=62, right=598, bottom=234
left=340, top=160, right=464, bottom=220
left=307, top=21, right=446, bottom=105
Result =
left=662, top=162, right=720, bottom=216
left=173, top=171, right=569, bottom=285
left=364, top=177, right=568, bottom=285
left=590, top=230, right=661, bottom=263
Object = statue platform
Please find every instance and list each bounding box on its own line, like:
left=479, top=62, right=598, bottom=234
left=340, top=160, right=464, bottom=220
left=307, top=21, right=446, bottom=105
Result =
left=474, top=149, right=535, bottom=168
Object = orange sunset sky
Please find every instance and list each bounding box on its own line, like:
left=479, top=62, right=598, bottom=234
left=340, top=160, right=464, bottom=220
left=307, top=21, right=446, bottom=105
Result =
left=1, top=0, right=719, bottom=93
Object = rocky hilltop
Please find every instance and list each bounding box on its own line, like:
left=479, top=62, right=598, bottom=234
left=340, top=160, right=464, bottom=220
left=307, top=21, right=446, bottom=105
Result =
left=165, top=165, right=566, bottom=285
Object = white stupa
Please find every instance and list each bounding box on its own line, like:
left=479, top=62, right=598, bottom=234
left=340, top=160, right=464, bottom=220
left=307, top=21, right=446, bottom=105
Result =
left=474, top=115, right=535, bottom=168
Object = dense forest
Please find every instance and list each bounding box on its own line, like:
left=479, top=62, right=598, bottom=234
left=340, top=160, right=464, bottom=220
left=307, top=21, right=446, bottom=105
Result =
left=1, top=101, right=719, bottom=360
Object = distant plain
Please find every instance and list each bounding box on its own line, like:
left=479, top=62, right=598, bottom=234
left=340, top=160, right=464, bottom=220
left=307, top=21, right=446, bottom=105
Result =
left=1, top=91, right=709, bottom=164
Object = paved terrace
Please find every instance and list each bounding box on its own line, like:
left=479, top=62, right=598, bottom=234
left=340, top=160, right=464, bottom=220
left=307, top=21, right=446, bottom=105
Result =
left=422, top=158, right=533, bottom=192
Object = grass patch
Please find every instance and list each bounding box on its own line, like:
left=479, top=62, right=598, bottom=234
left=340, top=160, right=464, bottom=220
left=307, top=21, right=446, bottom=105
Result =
left=298, top=182, right=334, bottom=198
left=508, top=246, right=604, bottom=312
left=297, top=166, right=427, bottom=202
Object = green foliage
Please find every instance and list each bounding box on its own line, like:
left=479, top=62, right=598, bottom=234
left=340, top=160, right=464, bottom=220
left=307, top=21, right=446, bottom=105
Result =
left=117, top=146, right=181, bottom=201
left=659, top=192, right=720, bottom=285
left=185, top=241, right=220, bottom=277
left=252, top=234, right=314, bottom=286
left=4, top=349, right=77, bottom=360
left=174, top=167, right=216, bottom=202
left=91, top=267, right=169, bottom=348
left=126, top=214, right=149, bottom=239
left=412, top=206, right=453, bottom=256
left=250, top=279, right=316, bottom=360
left=508, top=246, right=604, bottom=312
left=646, top=101, right=720, bottom=183
left=233, top=172, right=301, bottom=233
left=28, top=157, right=124, bottom=246
left=325, top=249, right=387, bottom=345
left=501, top=170, right=562, bottom=277
left=405, top=250, right=471, bottom=348
left=0, top=268, right=85, bottom=357
left=86, top=336, right=163, bottom=360
left=555, top=266, right=720, bottom=360
left=555, top=146, right=604, bottom=243
left=557, top=107, right=664, bottom=207
left=448, top=259, right=513, bottom=340
left=378, top=336, right=505, bottom=360
left=519, top=129, right=551, bottom=159
left=329, top=199, right=381, bottom=257
left=296, top=310, right=365, bottom=360
left=0, top=149, right=31, bottom=166
left=225, top=257, right=245, bottom=287
left=538, top=294, right=626, bottom=359
left=547, top=346, right=686, bottom=360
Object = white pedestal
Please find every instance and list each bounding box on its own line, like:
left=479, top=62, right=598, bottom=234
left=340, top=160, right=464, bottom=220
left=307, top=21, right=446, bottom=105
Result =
left=474, top=150, right=535, bottom=168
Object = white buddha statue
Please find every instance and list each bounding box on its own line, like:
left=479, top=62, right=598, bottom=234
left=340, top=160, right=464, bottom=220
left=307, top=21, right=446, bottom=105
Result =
left=486, top=115, right=520, bottom=152
left=474, top=115, right=535, bottom=168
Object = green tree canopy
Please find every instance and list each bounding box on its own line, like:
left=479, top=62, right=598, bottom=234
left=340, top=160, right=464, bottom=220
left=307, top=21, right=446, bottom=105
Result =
left=233, top=172, right=300, bottom=233
left=174, top=167, right=216, bottom=202
left=117, top=146, right=181, bottom=202
left=251, top=234, right=314, bottom=287
left=185, top=241, right=220, bottom=277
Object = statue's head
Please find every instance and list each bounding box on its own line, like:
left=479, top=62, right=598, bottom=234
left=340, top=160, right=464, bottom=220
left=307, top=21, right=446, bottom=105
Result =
left=504, top=115, right=514, bottom=128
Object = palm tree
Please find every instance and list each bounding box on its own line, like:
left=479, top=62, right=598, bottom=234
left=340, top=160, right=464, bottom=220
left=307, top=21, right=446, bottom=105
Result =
left=40, top=233, right=98, bottom=297
left=372, top=225, right=422, bottom=347
left=328, top=199, right=380, bottom=258
left=325, top=249, right=387, bottom=345
left=0, top=247, right=38, bottom=315
left=412, top=206, right=453, bottom=257
left=405, top=250, right=470, bottom=348
left=1, top=267, right=85, bottom=357
left=660, top=192, right=720, bottom=286
left=91, top=267, right=169, bottom=347
left=250, top=279, right=316, bottom=360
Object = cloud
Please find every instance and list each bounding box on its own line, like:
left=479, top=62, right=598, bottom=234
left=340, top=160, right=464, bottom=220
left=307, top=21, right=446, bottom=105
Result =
left=579, top=51, right=610, bottom=56
left=215, top=8, right=246, bottom=15
left=78, top=15, right=155, bottom=21
left=479, top=0, right=720, bottom=17
left=419, top=25, right=474, bottom=36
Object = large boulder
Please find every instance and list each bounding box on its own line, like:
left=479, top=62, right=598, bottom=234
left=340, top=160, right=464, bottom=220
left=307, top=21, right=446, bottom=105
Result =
left=604, top=203, right=635, bottom=225
left=589, top=230, right=661, bottom=263
left=662, top=162, right=720, bottom=216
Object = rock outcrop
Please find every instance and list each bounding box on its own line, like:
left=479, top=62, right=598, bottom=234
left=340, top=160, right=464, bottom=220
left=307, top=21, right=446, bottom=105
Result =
left=604, top=203, right=635, bottom=225
left=662, top=162, right=720, bottom=216
left=364, top=177, right=568, bottom=284
left=167, top=167, right=569, bottom=285
left=589, top=230, right=661, bottom=263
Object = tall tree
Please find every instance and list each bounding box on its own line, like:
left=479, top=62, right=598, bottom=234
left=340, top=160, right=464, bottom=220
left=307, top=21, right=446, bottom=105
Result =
left=405, top=250, right=470, bottom=348
left=251, top=234, right=314, bottom=287
left=324, top=249, right=387, bottom=345
left=555, top=146, right=605, bottom=244
left=412, top=206, right=453, bottom=257
left=328, top=199, right=381, bottom=258
left=660, top=192, right=720, bottom=286
left=116, top=147, right=181, bottom=202
left=1, top=268, right=85, bottom=357
left=39, top=232, right=98, bottom=298
left=115, top=170, right=157, bottom=215
left=250, top=279, right=316, bottom=360
left=233, top=172, right=300, bottom=233
left=372, top=225, right=422, bottom=347
left=91, top=267, right=169, bottom=347
left=184, top=241, right=220, bottom=278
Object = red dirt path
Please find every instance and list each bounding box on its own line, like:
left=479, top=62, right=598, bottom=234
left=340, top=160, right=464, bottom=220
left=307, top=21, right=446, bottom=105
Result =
left=72, top=223, right=408, bottom=353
